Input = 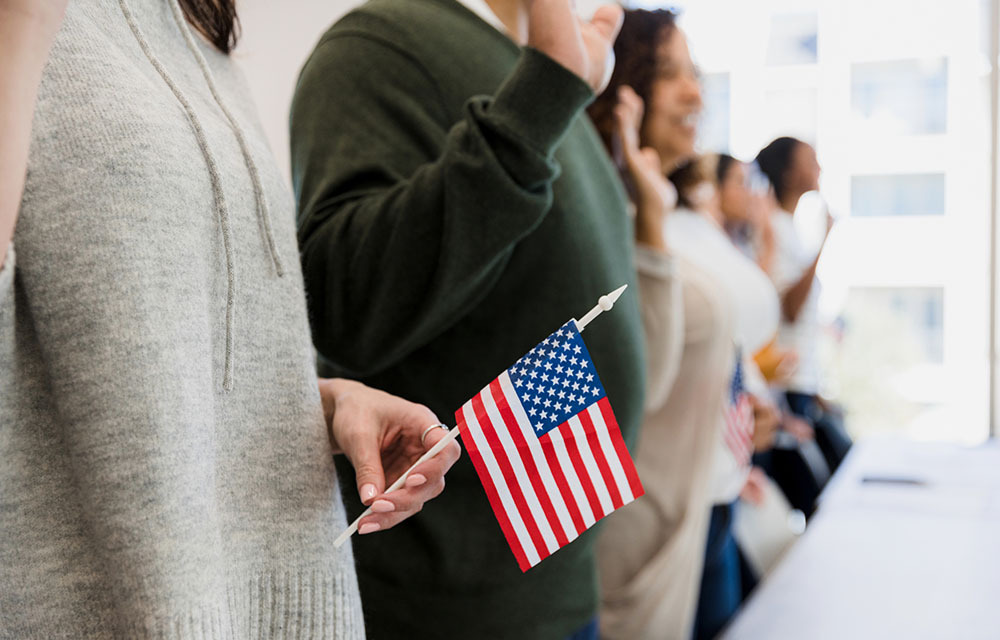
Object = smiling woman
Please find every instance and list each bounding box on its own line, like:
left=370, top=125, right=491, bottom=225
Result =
left=589, top=9, right=702, bottom=176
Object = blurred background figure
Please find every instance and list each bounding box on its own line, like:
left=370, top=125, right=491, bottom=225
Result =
left=715, top=153, right=776, bottom=272
left=589, top=10, right=735, bottom=640
left=756, top=137, right=853, bottom=478
left=712, top=151, right=830, bottom=519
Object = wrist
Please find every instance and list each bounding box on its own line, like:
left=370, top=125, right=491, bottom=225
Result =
left=318, top=377, right=349, bottom=454
left=635, top=216, right=667, bottom=251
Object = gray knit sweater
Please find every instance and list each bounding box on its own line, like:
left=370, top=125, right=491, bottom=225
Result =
left=0, top=1, right=364, bottom=637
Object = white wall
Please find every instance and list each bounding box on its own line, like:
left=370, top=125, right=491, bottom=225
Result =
left=233, top=0, right=364, bottom=186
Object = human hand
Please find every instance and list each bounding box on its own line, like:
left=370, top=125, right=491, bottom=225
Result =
left=528, top=0, right=623, bottom=93
left=739, top=466, right=769, bottom=506
left=615, top=85, right=676, bottom=250
left=782, top=414, right=814, bottom=443
left=772, top=349, right=799, bottom=385
left=750, top=394, right=780, bottom=452
left=319, top=378, right=462, bottom=534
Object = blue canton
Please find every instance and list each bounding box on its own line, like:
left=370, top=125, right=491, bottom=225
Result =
left=730, top=347, right=745, bottom=405
left=507, top=321, right=607, bottom=437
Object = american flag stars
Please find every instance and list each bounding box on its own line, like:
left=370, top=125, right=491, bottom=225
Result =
left=455, top=314, right=643, bottom=572
left=506, top=322, right=607, bottom=438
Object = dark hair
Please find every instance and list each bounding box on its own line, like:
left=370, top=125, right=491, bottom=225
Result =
left=588, top=9, right=679, bottom=156
left=667, top=155, right=714, bottom=210
left=715, top=153, right=739, bottom=186
left=180, top=0, right=240, bottom=54
left=754, top=136, right=802, bottom=204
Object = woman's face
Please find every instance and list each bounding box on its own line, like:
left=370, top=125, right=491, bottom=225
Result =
left=719, top=161, right=751, bottom=223
left=642, top=30, right=702, bottom=172
left=787, top=142, right=821, bottom=195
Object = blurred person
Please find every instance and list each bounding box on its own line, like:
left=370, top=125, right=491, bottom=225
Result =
left=662, top=156, right=783, bottom=639
left=716, top=150, right=832, bottom=516
left=588, top=11, right=740, bottom=639
left=0, top=0, right=460, bottom=637
left=755, top=137, right=852, bottom=474
left=716, top=153, right=777, bottom=273
left=289, top=1, right=670, bottom=638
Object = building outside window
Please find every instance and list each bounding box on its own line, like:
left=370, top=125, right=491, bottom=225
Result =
left=634, top=0, right=992, bottom=443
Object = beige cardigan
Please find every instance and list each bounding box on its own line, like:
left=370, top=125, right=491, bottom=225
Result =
left=598, top=250, right=735, bottom=640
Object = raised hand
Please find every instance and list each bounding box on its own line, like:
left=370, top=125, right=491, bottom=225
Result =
left=614, top=85, right=677, bottom=250
left=527, top=0, right=623, bottom=93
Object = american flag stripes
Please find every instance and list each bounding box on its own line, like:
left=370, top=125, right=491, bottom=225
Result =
left=723, top=353, right=755, bottom=466
left=456, top=320, right=643, bottom=572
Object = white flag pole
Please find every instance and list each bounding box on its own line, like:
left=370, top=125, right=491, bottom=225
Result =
left=575, top=284, right=628, bottom=332
left=332, top=284, right=628, bottom=549
left=334, top=425, right=462, bottom=548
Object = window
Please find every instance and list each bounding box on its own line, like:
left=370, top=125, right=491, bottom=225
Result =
left=851, top=58, right=948, bottom=135
left=851, top=173, right=946, bottom=216
left=766, top=12, right=818, bottom=66
left=845, top=287, right=944, bottom=363
left=698, top=72, right=730, bottom=153
left=763, top=88, right=818, bottom=145
left=663, top=0, right=992, bottom=443
left=829, top=287, right=946, bottom=437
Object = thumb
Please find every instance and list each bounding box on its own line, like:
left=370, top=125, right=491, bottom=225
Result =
left=344, top=434, right=385, bottom=506
left=590, top=4, right=624, bottom=42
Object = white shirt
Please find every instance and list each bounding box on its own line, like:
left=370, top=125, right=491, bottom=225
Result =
left=454, top=0, right=507, bottom=33
left=666, top=210, right=779, bottom=354
left=768, top=209, right=821, bottom=394
left=665, top=209, right=781, bottom=503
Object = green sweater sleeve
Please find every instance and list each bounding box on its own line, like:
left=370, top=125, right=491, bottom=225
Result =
left=291, top=34, right=594, bottom=376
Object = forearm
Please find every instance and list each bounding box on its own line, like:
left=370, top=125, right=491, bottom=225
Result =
left=295, top=45, right=593, bottom=375
left=635, top=204, right=668, bottom=251
left=782, top=255, right=820, bottom=322
left=0, top=3, right=63, bottom=265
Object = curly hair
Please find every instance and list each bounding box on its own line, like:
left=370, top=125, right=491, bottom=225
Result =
left=587, top=9, right=679, bottom=158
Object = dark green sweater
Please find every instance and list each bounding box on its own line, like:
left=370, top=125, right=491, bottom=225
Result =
left=290, top=0, right=645, bottom=637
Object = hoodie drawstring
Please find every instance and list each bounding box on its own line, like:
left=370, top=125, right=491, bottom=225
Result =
left=167, top=0, right=286, bottom=279
left=118, top=0, right=286, bottom=392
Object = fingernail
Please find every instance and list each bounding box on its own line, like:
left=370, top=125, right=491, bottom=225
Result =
left=371, top=499, right=395, bottom=513
left=405, top=474, right=426, bottom=488
left=360, top=484, right=377, bottom=504
left=359, top=522, right=381, bottom=535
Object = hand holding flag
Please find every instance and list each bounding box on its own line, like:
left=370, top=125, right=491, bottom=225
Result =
left=333, top=286, right=643, bottom=572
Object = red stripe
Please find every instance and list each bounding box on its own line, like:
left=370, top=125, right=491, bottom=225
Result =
left=537, top=433, right=587, bottom=535
left=471, top=392, right=549, bottom=563
left=578, top=408, right=623, bottom=510
left=725, top=412, right=751, bottom=461
left=557, top=419, right=604, bottom=520
left=598, top=397, right=644, bottom=499
left=489, top=380, right=569, bottom=548
left=723, top=424, right=750, bottom=465
left=456, top=406, right=531, bottom=572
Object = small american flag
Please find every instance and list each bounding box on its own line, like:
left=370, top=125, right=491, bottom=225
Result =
left=723, top=352, right=755, bottom=466
left=456, top=320, right=643, bottom=572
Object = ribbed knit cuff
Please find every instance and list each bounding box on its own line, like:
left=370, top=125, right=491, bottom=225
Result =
left=488, top=47, right=595, bottom=158
left=634, top=245, right=675, bottom=280
left=119, top=568, right=365, bottom=640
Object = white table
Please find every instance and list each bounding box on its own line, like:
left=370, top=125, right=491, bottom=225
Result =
left=721, top=437, right=1000, bottom=640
